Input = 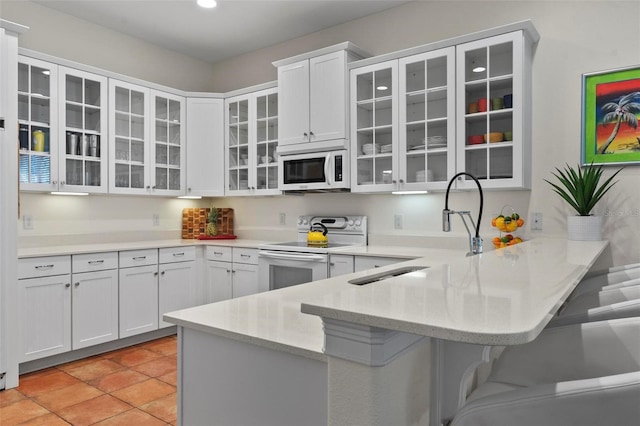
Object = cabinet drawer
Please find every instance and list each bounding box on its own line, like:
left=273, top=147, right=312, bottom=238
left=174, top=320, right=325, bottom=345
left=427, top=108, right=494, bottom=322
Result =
left=354, top=256, right=414, bottom=272
left=19, top=256, right=71, bottom=279
left=206, top=246, right=232, bottom=262
left=119, top=249, right=158, bottom=268
left=159, top=246, right=196, bottom=264
left=72, top=252, right=118, bottom=273
left=233, top=248, right=259, bottom=265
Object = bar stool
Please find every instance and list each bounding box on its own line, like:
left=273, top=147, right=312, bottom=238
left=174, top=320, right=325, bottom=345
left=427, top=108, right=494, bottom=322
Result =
left=450, top=317, right=640, bottom=426
left=570, top=264, right=640, bottom=300
left=548, top=285, right=640, bottom=327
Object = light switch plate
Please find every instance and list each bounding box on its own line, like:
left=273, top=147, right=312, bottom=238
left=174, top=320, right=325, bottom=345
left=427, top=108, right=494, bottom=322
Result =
left=531, top=212, right=543, bottom=230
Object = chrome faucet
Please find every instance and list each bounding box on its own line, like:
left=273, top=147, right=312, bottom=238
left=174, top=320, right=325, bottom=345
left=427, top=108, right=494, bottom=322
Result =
left=442, top=172, right=484, bottom=256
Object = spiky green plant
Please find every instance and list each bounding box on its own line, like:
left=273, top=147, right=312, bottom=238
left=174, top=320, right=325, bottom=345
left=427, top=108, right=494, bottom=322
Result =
left=544, top=163, right=622, bottom=216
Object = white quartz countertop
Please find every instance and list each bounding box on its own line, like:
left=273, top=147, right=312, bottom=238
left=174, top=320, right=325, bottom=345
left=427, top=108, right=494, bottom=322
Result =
left=164, top=238, right=608, bottom=359
left=18, top=239, right=271, bottom=258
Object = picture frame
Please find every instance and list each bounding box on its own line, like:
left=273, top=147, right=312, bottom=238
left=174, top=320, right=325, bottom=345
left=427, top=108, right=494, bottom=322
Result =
left=581, top=65, right=640, bottom=165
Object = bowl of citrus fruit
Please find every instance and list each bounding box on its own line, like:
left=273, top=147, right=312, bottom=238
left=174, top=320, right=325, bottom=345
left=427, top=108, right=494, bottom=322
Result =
left=491, top=206, right=525, bottom=248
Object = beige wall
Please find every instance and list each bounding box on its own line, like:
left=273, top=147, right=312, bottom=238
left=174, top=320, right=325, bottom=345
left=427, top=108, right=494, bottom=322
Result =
left=0, top=1, right=216, bottom=91
left=6, top=1, right=640, bottom=266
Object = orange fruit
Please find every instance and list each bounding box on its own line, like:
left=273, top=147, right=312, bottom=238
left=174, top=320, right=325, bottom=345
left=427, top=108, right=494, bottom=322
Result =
left=517, top=218, right=524, bottom=227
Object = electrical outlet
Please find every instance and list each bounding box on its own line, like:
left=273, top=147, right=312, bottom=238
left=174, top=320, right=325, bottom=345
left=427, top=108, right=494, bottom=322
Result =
left=531, top=212, right=543, bottom=230
left=23, top=214, right=34, bottom=230
left=279, top=212, right=286, bottom=225
left=152, top=214, right=160, bottom=226
left=394, top=214, right=403, bottom=230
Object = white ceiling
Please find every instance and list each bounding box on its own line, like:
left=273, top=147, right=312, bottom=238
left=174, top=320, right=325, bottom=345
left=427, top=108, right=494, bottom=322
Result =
left=32, top=0, right=410, bottom=63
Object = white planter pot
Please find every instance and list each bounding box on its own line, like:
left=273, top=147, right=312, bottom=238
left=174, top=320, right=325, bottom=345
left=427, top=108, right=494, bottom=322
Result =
left=567, top=215, right=603, bottom=241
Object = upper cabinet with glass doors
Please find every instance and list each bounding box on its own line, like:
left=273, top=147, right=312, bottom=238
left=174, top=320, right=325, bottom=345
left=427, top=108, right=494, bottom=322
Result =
left=18, top=56, right=58, bottom=192
left=456, top=31, right=533, bottom=189
left=109, top=81, right=185, bottom=196
left=151, top=92, right=185, bottom=196
left=225, top=87, right=279, bottom=196
left=351, top=47, right=455, bottom=193
left=58, top=67, right=108, bottom=193
left=109, top=80, right=149, bottom=195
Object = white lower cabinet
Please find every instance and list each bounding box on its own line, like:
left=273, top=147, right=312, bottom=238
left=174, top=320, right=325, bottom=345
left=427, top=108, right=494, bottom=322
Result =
left=20, top=274, right=72, bottom=362
left=71, top=268, right=119, bottom=349
left=206, top=246, right=259, bottom=300
left=329, top=254, right=354, bottom=277
left=158, top=246, right=197, bottom=328
left=119, top=248, right=159, bottom=338
left=354, top=256, right=415, bottom=272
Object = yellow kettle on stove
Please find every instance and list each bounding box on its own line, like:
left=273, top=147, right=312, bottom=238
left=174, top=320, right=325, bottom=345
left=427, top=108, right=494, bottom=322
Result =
left=307, top=222, right=328, bottom=247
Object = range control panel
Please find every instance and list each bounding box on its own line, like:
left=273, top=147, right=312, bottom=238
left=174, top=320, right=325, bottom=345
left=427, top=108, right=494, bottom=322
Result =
left=296, top=215, right=367, bottom=234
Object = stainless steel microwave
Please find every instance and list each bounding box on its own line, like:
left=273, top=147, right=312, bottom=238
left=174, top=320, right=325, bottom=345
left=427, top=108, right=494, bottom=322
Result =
left=278, top=149, right=350, bottom=191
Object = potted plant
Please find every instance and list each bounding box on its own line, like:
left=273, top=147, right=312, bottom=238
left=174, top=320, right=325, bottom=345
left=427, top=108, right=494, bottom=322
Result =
left=545, top=163, right=622, bottom=240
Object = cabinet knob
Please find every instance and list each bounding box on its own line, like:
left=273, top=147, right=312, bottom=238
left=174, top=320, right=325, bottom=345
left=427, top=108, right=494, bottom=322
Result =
left=399, top=179, right=404, bottom=184
left=52, top=181, right=57, bottom=185
left=303, top=132, right=308, bottom=137
left=392, top=180, right=397, bottom=184
left=147, top=185, right=151, bottom=189
left=75, top=282, right=80, bottom=286
left=154, top=272, right=159, bottom=276
left=188, top=187, right=192, bottom=192
left=226, top=269, right=231, bottom=273
left=61, top=181, right=66, bottom=185
left=309, top=131, right=314, bottom=136
left=65, top=283, right=71, bottom=288
left=232, top=270, right=236, bottom=274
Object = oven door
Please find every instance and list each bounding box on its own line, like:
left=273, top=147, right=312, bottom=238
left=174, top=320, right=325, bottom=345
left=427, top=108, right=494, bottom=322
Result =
left=258, top=250, right=329, bottom=291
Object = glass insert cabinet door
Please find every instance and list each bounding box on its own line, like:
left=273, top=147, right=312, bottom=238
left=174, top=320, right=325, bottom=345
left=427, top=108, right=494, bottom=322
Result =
left=151, top=92, right=185, bottom=194
left=18, top=56, right=58, bottom=191
left=255, top=89, right=278, bottom=191
left=227, top=97, right=250, bottom=192
left=58, top=67, right=108, bottom=193
left=109, top=80, right=150, bottom=194
left=399, top=47, right=456, bottom=191
left=351, top=60, right=398, bottom=192
left=456, top=32, right=523, bottom=189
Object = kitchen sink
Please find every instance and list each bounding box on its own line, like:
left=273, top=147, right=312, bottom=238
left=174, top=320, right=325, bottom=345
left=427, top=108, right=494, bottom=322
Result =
left=348, top=266, right=428, bottom=286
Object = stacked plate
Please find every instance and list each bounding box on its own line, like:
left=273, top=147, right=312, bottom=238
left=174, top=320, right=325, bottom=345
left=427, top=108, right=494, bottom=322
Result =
left=362, top=143, right=380, bottom=155
left=425, top=135, right=447, bottom=149
left=415, top=170, right=434, bottom=181
left=380, top=144, right=392, bottom=153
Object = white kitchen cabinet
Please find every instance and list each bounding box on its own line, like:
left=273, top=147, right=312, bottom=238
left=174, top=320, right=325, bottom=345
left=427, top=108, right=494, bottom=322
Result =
left=225, top=86, right=279, bottom=195
left=205, top=246, right=260, bottom=300
left=71, top=268, right=119, bottom=349
left=119, top=249, right=159, bottom=338
left=58, top=67, right=108, bottom=193
left=109, top=79, right=150, bottom=194
left=206, top=260, right=233, bottom=303
left=17, top=56, right=59, bottom=192
left=158, top=246, right=197, bottom=328
left=275, top=43, right=367, bottom=153
left=185, top=97, right=225, bottom=197
left=456, top=31, right=533, bottom=189
left=18, top=256, right=72, bottom=362
left=329, top=254, right=354, bottom=277
left=354, top=256, right=415, bottom=272
left=351, top=48, right=456, bottom=193
left=150, top=90, right=186, bottom=195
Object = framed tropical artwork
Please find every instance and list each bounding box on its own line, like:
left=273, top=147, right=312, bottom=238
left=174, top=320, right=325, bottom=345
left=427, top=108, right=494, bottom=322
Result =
left=581, top=65, right=640, bottom=165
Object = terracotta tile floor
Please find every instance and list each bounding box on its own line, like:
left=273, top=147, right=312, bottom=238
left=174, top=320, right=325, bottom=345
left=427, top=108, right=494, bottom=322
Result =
left=0, top=335, right=178, bottom=425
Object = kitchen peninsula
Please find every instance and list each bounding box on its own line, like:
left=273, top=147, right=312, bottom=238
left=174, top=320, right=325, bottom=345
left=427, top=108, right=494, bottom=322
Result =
left=164, top=238, right=608, bottom=426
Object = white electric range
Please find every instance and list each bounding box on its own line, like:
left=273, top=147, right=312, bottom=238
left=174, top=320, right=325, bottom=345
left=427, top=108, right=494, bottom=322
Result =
left=258, top=215, right=368, bottom=291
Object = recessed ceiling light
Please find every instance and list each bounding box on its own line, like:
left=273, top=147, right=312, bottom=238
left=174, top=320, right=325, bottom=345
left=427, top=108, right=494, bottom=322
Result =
left=197, top=0, right=217, bottom=8
left=472, top=66, right=486, bottom=73
left=377, top=85, right=388, bottom=91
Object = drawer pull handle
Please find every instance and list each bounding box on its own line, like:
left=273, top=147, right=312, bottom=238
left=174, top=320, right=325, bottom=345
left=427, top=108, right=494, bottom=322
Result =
left=35, top=264, right=54, bottom=270
left=173, top=252, right=185, bottom=257
left=240, top=254, right=251, bottom=258
left=214, top=252, right=224, bottom=256
left=374, top=265, right=381, bottom=268
left=132, top=256, right=147, bottom=261
left=88, top=260, right=105, bottom=265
